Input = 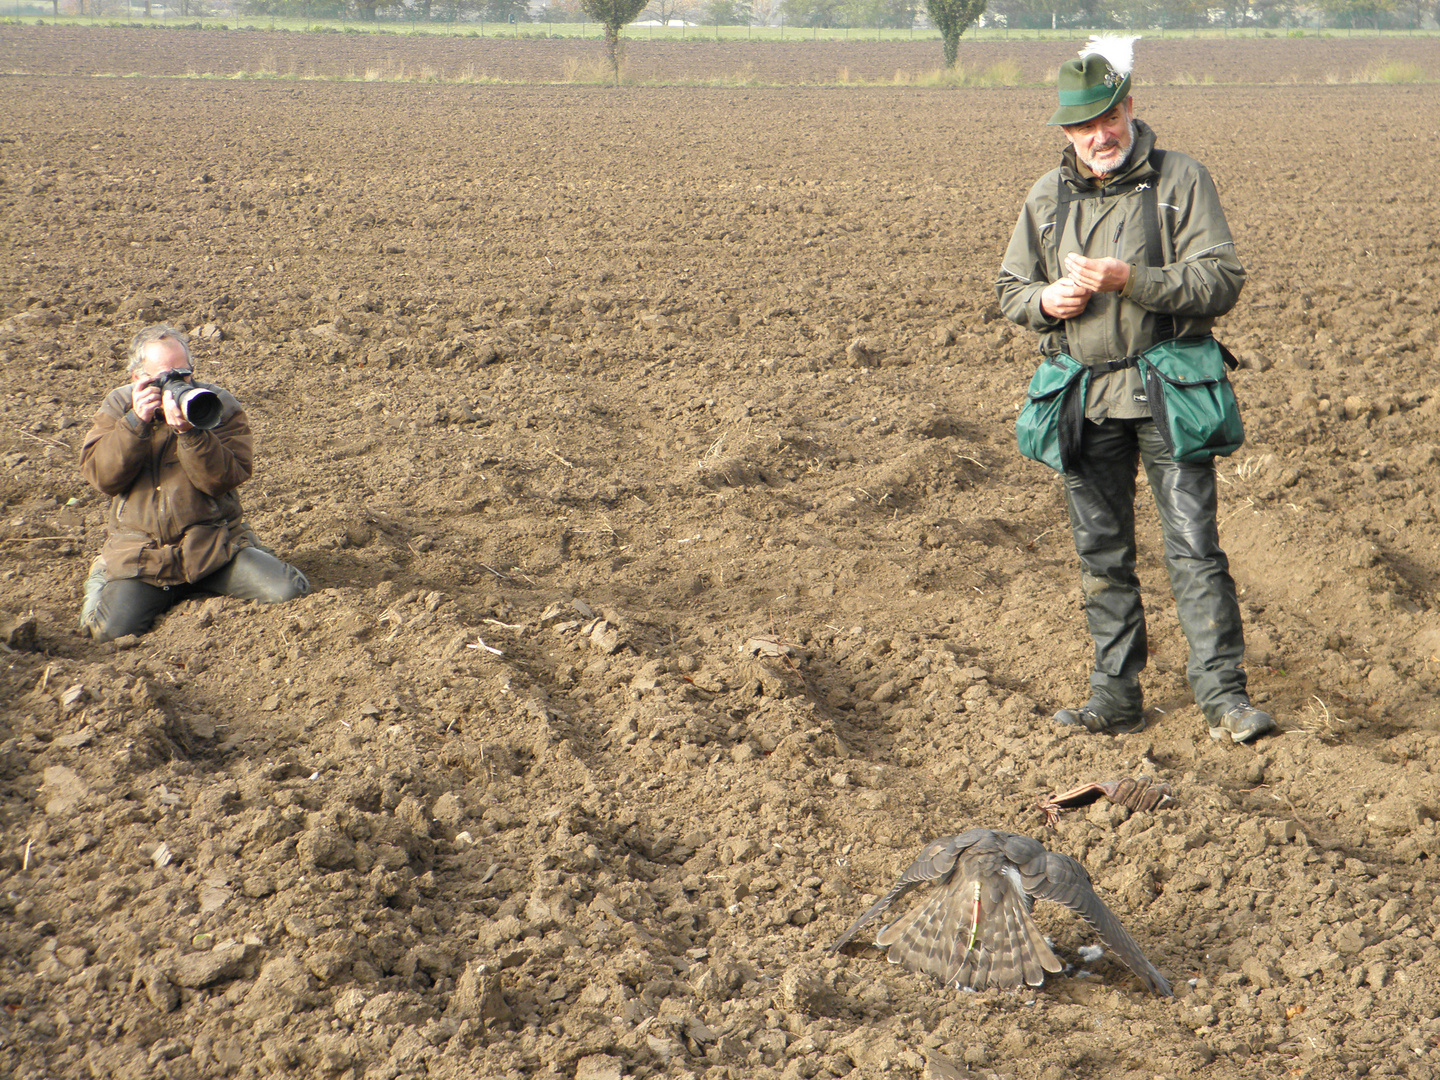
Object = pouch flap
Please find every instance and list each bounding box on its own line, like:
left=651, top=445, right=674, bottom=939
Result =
left=1025, top=353, right=1087, bottom=402
left=1140, top=337, right=1230, bottom=387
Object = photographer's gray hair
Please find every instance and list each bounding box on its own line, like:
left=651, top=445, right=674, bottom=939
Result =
left=127, top=324, right=192, bottom=375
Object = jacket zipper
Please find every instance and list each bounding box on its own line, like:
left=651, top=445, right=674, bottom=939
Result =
left=153, top=432, right=173, bottom=545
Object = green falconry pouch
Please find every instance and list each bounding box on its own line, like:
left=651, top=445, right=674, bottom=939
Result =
left=1016, top=353, right=1089, bottom=474
left=1017, top=338, right=1245, bottom=473
left=1137, top=336, right=1245, bottom=463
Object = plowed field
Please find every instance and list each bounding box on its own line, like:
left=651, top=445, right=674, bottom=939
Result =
left=3, top=29, right=1440, bottom=1080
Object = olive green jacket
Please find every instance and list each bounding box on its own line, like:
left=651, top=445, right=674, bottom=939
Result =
left=80, top=382, right=255, bottom=585
left=996, top=121, right=1246, bottom=420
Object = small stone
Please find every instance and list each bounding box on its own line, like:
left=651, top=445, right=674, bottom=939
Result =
left=41, top=766, right=88, bottom=816
left=135, top=965, right=179, bottom=1012
left=1342, top=395, right=1373, bottom=420
left=432, top=792, right=465, bottom=827
left=296, top=828, right=354, bottom=871
left=846, top=336, right=880, bottom=368
left=3, top=615, right=39, bottom=651
left=778, top=962, right=830, bottom=1014
left=447, top=962, right=512, bottom=1028
left=575, top=1054, right=624, bottom=1080
left=589, top=620, right=624, bottom=654
left=171, top=942, right=252, bottom=988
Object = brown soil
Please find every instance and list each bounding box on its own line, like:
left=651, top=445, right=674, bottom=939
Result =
left=3, top=29, right=1440, bottom=1080
left=2, top=26, right=1439, bottom=83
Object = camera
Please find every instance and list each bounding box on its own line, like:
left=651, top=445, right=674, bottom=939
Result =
left=148, top=370, right=223, bottom=431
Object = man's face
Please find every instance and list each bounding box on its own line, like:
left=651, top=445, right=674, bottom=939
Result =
left=131, top=338, right=192, bottom=386
left=1062, top=98, right=1136, bottom=177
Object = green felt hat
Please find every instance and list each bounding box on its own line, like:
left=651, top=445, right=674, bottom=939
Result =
left=1048, top=51, right=1132, bottom=127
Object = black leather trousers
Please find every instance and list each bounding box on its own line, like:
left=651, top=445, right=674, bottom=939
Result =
left=1061, top=417, right=1247, bottom=723
left=83, top=547, right=309, bottom=643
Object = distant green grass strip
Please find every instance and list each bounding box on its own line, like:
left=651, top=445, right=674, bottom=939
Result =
left=5, top=15, right=1440, bottom=44
left=61, top=60, right=1034, bottom=88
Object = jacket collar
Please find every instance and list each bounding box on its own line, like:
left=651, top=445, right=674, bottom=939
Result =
left=1060, top=119, right=1158, bottom=191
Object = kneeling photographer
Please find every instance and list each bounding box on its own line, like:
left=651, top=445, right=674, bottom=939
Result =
left=79, top=324, right=309, bottom=641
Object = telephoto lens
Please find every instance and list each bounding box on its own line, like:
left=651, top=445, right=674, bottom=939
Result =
left=157, top=372, right=223, bottom=430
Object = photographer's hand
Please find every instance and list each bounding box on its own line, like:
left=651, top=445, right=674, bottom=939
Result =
left=161, top=391, right=194, bottom=434
left=132, top=381, right=164, bottom=424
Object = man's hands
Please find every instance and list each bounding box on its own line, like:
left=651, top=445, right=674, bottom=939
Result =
left=1064, top=253, right=1130, bottom=294
left=1040, top=278, right=1093, bottom=320
left=132, top=380, right=194, bottom=432
left=1041, top=254, right=1132, bottom=320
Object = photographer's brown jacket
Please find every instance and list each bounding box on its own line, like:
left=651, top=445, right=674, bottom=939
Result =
left=80, top=382, right=256, bottom=585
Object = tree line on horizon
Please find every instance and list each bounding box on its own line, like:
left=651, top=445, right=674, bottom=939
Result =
left=215, top=0, right=1434, bottom=31
left=41, top=0, right=1436, bottom=33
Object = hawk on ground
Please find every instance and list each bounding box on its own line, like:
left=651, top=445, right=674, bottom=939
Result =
left=830, top=828, right=1171, bottom=996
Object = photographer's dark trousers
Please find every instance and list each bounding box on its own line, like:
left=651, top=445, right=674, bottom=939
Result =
left=84, top=548, right=309, bottom=642
left=1062, top=417, right=1247, bottom=724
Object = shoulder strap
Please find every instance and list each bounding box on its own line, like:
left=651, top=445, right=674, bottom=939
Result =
left=1142, top=150, right=1174, bottom=342
left=1053, top=147, right=1172, bottom=345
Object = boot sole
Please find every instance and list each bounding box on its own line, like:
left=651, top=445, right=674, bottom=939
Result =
left=1055, top=711, right=1145, bottom=736
left=1208, top=721, right=1275, bottom=744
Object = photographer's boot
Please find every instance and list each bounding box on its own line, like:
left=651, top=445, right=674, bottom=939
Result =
left=79, top=556, right=107, bottom=638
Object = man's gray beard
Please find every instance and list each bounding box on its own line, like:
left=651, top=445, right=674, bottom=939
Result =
left=1086, top=119, right=1138, bottom=176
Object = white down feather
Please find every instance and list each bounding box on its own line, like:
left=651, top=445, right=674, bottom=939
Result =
left=1079, top=34, right=1140, bottom=77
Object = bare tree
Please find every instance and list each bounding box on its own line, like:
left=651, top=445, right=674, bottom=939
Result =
left=580, top=0, right=649, bottom=79
left=643, top=0, right=692, bottom=20
left=926, top=0, right=985, bottom=68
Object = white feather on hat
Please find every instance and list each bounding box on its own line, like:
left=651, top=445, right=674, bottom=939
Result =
left=1079, top=35, right=1140, bottom=77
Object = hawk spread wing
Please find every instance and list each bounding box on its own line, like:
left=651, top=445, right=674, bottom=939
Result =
left=830, top=829, right=1171, bottom=996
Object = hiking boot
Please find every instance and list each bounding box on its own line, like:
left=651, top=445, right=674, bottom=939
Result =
left=1054, top=705, right=1146, bottom=736
left=1208, top=704, right=1275, bottom=744
left=80, top=555, right=107, bottom=637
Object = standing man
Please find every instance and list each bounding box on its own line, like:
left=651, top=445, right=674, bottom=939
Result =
left=996, top=37, right=1274, bottom=745
left=79, top=324, right=309, bottom=641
